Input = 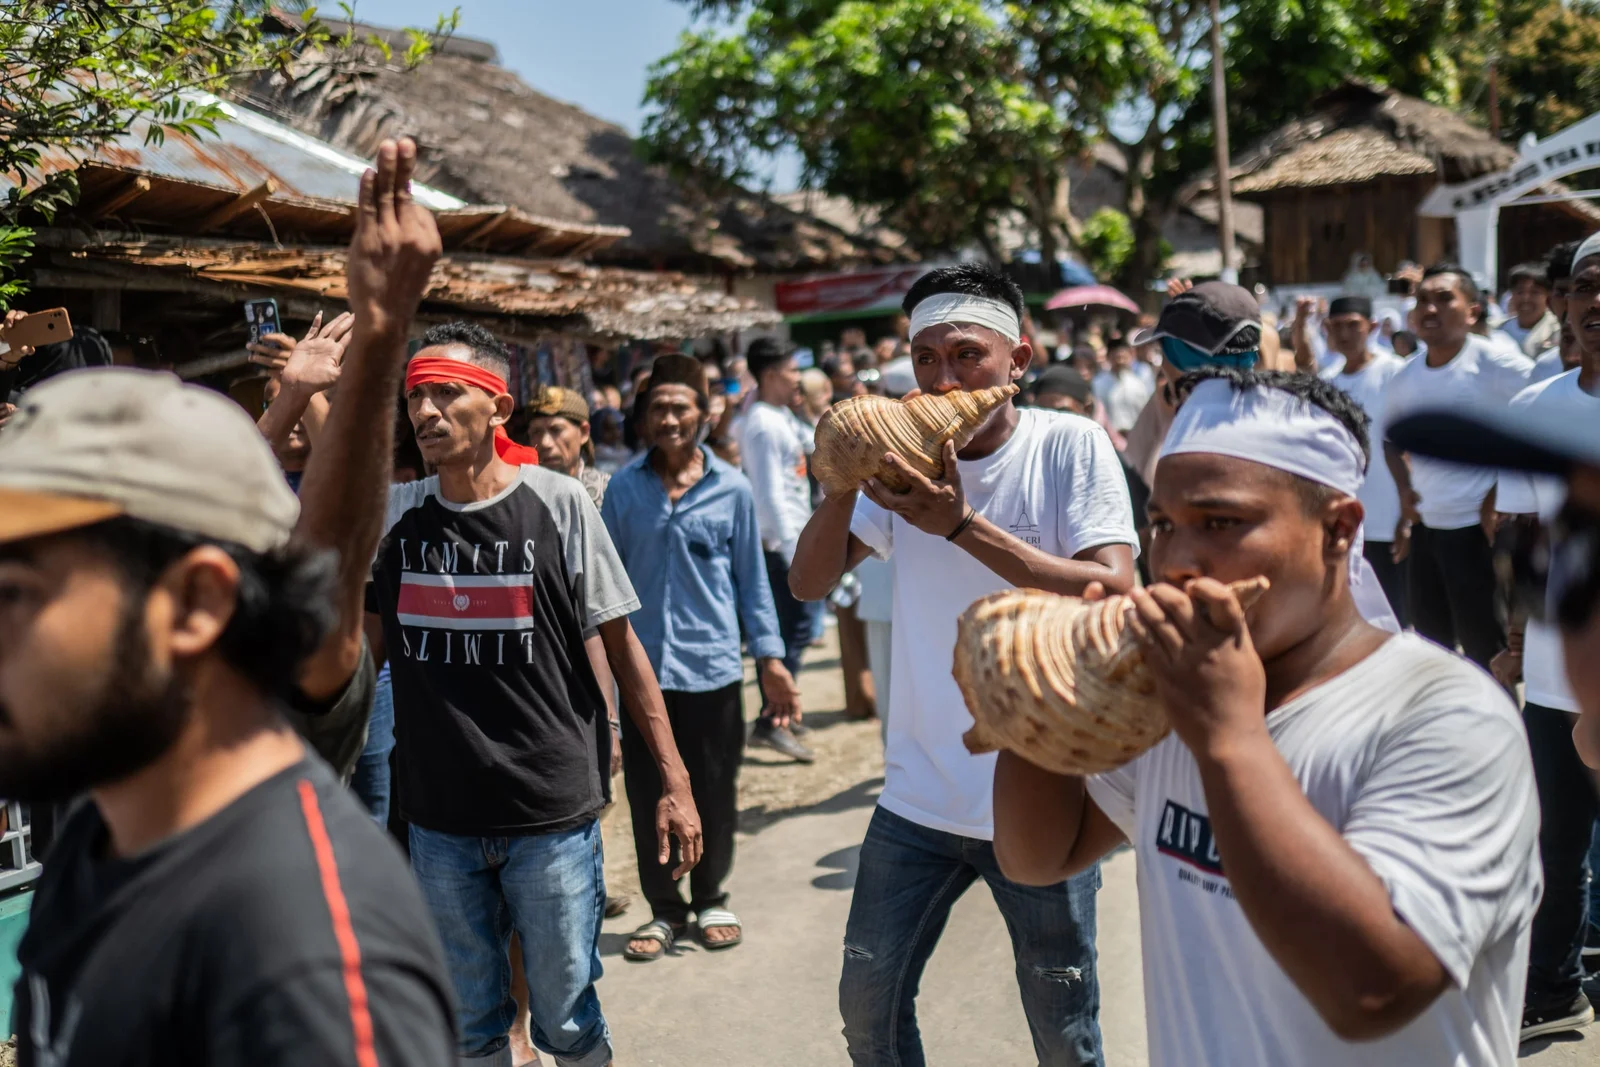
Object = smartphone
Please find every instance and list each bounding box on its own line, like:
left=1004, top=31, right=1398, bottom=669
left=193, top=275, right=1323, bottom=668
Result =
left=1387, top=277, right=1412, bottom=296
left=1, top=307, right=72, bottom=352
left=243, top=299, right=280, bottom=345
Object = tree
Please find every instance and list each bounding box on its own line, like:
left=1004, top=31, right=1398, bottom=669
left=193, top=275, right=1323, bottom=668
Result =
left=0, top=2, right=457, bottom=310
left=1457, top=0, right=1600, bottom=139
left=643, top=0, right=1477, bottom=290
left=642, top=0, right=1187, bottom=278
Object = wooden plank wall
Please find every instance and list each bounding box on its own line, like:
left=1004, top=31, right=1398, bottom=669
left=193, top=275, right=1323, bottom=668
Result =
left=1252, top=178, right=1434, bottom=285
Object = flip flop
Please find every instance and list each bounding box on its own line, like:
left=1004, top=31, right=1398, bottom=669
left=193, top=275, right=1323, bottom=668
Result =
left=696, top=907, right=743, bottom=950
left=622, top=920, right=684, bottom=962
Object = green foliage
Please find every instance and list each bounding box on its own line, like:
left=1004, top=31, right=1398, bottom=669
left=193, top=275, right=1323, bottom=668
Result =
left=1078, top=207, right=1136, bottom=280
left=1456, top=0, right=1600, bottom=139
left=0, top=1, right=457, bottom=310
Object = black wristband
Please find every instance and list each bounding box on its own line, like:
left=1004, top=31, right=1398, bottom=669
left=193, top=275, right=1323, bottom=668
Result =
left=946, top=506, right=977, bottom=542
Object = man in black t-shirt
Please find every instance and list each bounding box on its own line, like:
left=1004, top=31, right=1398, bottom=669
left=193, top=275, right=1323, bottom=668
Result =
left=1, top=139, right=454, bottom=1067
left=371, top=322, right=703, bottom=1067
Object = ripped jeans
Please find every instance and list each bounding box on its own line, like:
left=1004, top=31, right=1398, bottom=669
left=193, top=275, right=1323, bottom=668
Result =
left=840, top=806, right=1104, bottom=1066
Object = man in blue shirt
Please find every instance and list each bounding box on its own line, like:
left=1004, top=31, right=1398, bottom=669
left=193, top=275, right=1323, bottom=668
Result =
left=602, top=353, right=801, bottom=960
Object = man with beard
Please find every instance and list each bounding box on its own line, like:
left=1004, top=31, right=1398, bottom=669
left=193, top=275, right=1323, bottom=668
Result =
left=994, top=368, right=1540, bottom=1067
left=790, top=263, right=1137, bottom=1066
left=3, top=139, right=455, bottom=1065
left=371, top=321, right=702, bottom=1067
left=1382, top=264, right=1533, bottom=670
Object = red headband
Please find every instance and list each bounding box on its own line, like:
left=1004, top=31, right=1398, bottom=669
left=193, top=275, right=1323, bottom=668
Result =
left=405, top=356, right=539, bottom=467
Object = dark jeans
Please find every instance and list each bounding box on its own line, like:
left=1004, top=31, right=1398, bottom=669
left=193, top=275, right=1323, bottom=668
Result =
left=620, top=682, right=745, bottom=925
left=763, top=550, right=813, bottom=721
left=350, top=664, right=395, bottom=825
left=1408, top=522, right=1503, bottom=669
left=1363, top=538, right=1409, bottom=630
left=1525, top=703, right=1600, bottom=1008
left=840, top=807, right=1104, bottom=1066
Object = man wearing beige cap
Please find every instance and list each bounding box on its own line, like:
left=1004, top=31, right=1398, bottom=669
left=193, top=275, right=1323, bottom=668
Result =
left=4, top=139, right=456, bottom=1066
left=517, top=384, right=611, bottom=508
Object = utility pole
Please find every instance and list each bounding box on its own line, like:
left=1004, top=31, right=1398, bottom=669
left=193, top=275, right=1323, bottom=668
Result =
left=1487, top=56, right=1502, bottom=140
left=1208, top=0, right=1238, bottom=284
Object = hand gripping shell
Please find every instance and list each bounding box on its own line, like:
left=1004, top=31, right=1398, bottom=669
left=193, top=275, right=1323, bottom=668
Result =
left=811, top=385, right=1018, bottom=495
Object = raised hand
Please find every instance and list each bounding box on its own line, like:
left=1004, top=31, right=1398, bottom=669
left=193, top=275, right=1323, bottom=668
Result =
left=345, top=138, right=442, bottom=336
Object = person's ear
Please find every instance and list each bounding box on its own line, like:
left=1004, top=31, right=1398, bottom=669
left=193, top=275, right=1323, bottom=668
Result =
left=490, top=393, right=514, bottom=429
left=155, top=546, right=241, bottom=663
left=578, top=419, right=592, bottom=445
left=1324, top=496, right=1364, bottom=566
left=1010, top=340, right=1032, bottom=380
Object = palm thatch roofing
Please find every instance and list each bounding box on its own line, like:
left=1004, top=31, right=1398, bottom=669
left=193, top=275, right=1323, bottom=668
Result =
left=235, top=32, right=909, bottom=274
left=1215, top=82, right=1517, bottom=197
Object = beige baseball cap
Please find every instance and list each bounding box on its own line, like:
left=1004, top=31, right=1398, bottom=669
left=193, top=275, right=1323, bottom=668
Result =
left=0, top=368, right=299, bottom=552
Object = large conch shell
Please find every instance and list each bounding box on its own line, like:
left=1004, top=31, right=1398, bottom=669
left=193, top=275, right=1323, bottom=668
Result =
left=954, top=577, right=1270, bottom=775
left=811, top=385, right=1018, bottom=495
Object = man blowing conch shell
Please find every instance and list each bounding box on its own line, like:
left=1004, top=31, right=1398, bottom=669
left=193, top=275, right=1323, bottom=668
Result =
left=789, top=263, right=1139, bottom=1067
left=991, top=368, right=1539, bottom=1067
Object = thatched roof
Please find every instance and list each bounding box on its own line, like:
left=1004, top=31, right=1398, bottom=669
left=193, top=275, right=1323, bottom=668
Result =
left=1214, top=82, right=1516, bottom=197
left=235, top=40, right=907, bottom=274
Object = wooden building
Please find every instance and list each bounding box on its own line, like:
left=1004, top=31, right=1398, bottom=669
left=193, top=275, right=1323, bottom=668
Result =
left=1202, top=82, right=1600, bottom=287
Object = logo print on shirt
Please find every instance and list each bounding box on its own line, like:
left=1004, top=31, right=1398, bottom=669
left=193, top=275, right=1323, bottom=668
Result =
left=1009, top=505, right=1041, bottom=546
left=1155, top=799, right=1226, bottom=876
left=397, top=573, right=536, bottom=631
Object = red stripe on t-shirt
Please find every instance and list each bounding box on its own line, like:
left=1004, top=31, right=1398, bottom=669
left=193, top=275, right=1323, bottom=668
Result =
left=297, top=779, right=380, bottom=1067
left=396, top=576, right=534, bottom=623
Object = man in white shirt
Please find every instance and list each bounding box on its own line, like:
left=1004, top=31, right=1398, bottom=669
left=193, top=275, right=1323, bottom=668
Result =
left=791, top=263, right=1138, bottom=1066
left=1090, top=337, right=1154, bottom=435
left=738, top=338, right=818, bottom=762
left=1532, top=240, right=1582, bottom=384
left=1293, top=294, right=1408, bottom=623
left=1382, top=264, right=1533, bottom=669
left=994, top=368, right=1541, bottom=1067
left=1500, top=261, right=1562, bottom=359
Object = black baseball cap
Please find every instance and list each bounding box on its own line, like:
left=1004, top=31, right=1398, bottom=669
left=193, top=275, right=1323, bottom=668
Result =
left=1131, top=281, right=1261, bottom=356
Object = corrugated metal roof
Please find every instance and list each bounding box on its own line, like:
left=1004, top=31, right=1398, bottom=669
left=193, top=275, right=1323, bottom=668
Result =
left=2, top=88, right=464, bottom=210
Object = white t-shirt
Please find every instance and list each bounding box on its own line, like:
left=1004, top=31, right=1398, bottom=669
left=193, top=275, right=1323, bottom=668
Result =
left=738, top=400, right=814, bottom=560
left=1530, top=348, right=1570, bottom=383
left=1087, top=633, right=1540, bottom=1067
left=851, top=407, right=1138, bottom=838
left=1092, top=368, right=1155, bottom=432
left=1382, top=336, right=1533, bottom=529
left=1496, top=370, right=1596, bottom=713
left=1320, top=354, right=1405, bottom=540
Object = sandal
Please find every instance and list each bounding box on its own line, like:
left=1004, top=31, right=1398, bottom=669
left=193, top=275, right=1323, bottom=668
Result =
left=696, top=907, right=743, bottom=950
left=622, top=919, right=684, bottom=962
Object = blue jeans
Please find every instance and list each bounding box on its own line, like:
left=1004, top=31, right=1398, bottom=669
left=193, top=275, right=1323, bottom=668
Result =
left=840, top=806, right=1104, bottom=1066
left=350, top=665, right=395, bottom=825
left=1590, top=821, right=1600, bottom=937
left=409, top=822, right=611, bottom=1067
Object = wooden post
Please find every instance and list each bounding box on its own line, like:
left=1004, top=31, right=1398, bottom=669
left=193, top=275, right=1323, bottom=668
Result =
left=196, top=180, right=278, bottom=232
left=1208, top=0, right=1237, bottom=283
left=90, top=175, right=151, bottom=220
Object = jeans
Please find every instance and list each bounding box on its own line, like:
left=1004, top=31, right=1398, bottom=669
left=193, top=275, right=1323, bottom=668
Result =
left=1363, top=538, right=1409, bottom=630
left=1524, top=703, right=1600, bottom=1007
left=1590, top=822, right=1600, bottom=934
left=1408, top=522, right=1504, bottom=670
left=350, top=665, right=395, bottom=825
left=408, top=822, right=611, bottom=1067
left=840, top=807, right=1104, bottom=1066
left=621, top=682, right=744, bottom=924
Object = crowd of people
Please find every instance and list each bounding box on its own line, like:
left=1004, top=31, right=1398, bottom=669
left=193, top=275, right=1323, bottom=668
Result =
left=0, top=136, right=1598, bottom=1067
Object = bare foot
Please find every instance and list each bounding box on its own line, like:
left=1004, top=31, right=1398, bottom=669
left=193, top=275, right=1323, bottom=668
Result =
left=702, top=924, right=740, bottom=945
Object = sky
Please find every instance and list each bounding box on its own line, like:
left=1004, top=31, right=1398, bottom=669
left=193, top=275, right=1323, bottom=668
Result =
left=364, top=0, right=802, bottom=189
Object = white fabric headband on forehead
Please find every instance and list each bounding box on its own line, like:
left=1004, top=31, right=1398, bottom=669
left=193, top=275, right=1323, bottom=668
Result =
left=1161, top=378, right=1365, bottom=495
left=908, top=293, right=1022, bottom=344
left=1159, top=378, right=1399, bottom=633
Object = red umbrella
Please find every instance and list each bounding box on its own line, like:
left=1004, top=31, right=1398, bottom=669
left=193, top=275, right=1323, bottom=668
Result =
left=1044, top=285, right=1141, bottom=314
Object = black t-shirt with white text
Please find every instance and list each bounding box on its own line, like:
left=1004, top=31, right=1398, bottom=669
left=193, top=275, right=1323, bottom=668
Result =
left=12, top=757, right=455, bottom=1067
left=367, top=467, right=640, bottom=836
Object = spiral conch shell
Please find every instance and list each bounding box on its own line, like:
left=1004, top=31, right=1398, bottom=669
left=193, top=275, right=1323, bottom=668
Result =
left=811, top=385, right=1018, bottom=495
left=954, top=577, right=1270, bottom=775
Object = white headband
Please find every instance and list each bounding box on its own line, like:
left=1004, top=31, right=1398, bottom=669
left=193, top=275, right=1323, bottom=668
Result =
left=908, top=293, right=1021, bottom=344
left=1160, top=378, right=1399, bottom=632
left=1574, top=230, right=1600, bottom=272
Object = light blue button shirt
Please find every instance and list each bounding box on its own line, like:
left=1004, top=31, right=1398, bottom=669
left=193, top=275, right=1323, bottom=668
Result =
left=601, top=447, right=786, bottom=691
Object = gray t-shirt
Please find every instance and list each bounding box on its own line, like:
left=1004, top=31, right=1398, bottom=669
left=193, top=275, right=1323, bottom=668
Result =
left=367, top=467, right=639, bottom=835
left=285, top=640, right=376, bottom=783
